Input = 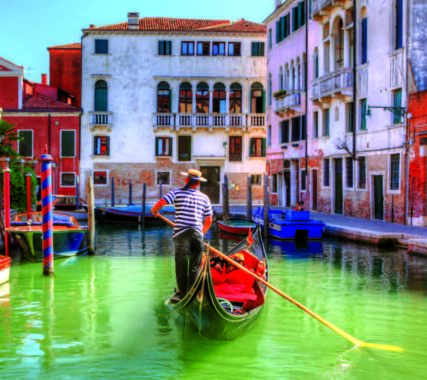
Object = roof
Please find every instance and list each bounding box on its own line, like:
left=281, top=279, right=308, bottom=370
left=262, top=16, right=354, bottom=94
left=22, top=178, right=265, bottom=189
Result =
left=47, top=43, right=82, bottom=50
left=23, top=94, right=79, bottom=111
left=84, top=17, right=266, bottom=34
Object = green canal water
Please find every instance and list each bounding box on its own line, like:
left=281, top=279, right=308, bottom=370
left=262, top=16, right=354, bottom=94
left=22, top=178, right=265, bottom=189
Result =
left=1, top=225, right=427, bottom=379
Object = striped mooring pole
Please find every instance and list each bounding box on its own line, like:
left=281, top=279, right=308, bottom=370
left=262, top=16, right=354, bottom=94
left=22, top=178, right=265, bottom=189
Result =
left=3, top=158, right=10, bottom=257
left=40, top=153, right=54, bottom=275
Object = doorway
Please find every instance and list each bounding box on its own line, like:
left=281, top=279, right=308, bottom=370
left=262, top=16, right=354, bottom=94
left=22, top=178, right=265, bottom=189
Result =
left=200, top=166, right=220, bottom=204
left=373, top=175, right=384, bottom=220
left=312, top=170, right=318, bottom=211
left=334, top=158, right=343, bottom=214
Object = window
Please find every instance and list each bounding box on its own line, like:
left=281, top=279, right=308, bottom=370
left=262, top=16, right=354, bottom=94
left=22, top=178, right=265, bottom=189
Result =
left=395, top=0, right=403, bottom=50
left=268, top=29, right=272, bottom=49
left=301, top=115, right=306, bottom=141
left=272, top=174, right=278, bottom=193
left=229, top=83, right=242, bottom=113
left=155, top=137, right=172, bottom=157
left=390, top=153, right=400, bottom=190
left=323, top=158, right=330, bottom=187
left=268, top=74, right=272, bottom=106
left=18, top=130, right=33, bottom=157
left=197, top=41, right=210, bottom=56
left=95, top=39, right=108, bottom=54
left=251, top=174, right=262, bottom=185
left=281, top=120, right=290, bottom=144
left=61, top=130, right=75, bottom=157
left=94, top=136, right=110, bottom=156
left=360, top=99, right=367, bottom=130
left=178, top=136, right=191, bottom=161
left=361, top=17, right=368, bottom=64
left=196, top=82, right=209, bottom=113
left=228, top=42, right=241, bottom=56
left=297, top=2, right=306, bottom=29
left=313, top=111, right=319, bottom=138
left=94, top=80, right=108, bottom=111
left=158, top=40, right=172, bottom=55
left=212, top=42, right=226, bottom=56
left=156, top=172, right=170, bottom=185
left=213, top=83, right=226, bottom=113
left=292, top=117, right=301, bottom=142
left=346, top=157, right=354, bottom=188
left=267, top=125, right=272, bottom=147
left=157, top=81, right=171, bottom=113
left=323, top=109, right=330, bottom=137
left=250, top=82, right=265, bottom=113
left=249, top=138, right=266, bottom=157
left=61, top=173, right=75, bottom=187
left=94, top=170, right=108, bottom=185
left=313, top=49, right=319, bottom=79
left=179, top=82, right=192, bottom=113
left=393, top=89, right=402, bottom=124
left=346, top=102, right=354, bottom=132
left=229, top=136, right=242, bottom=162
left=335, top=19, right=344, bottom=68
left=358, top=156, right=366, bottom=189
left=181, top=41, right=195, bottom=55
left=301, top=170, right=307, bottom=191
left=251, top=42, right=265, bottom=56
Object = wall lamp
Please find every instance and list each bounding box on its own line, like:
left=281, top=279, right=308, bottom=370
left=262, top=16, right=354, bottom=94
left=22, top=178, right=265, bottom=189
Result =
left=367, top=105, right=407, bottom=117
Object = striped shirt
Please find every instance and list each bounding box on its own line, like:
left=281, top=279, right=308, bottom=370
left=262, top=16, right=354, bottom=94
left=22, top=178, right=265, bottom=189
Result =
left=163, top=188, right=213, bottom=238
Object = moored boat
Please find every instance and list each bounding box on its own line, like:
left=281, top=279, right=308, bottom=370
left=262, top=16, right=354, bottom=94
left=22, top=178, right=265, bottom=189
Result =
left=7, top=212, right=88, bottom=262
left=95, top=204, right=175, bottom=225
left=0, top=256, right=11, bottom=285
left=217, top=220, right=256, bottom=235
left=168, top=225, right=268, bottom=340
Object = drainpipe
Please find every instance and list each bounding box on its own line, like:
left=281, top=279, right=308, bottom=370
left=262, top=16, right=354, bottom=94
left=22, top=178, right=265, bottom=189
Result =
left=352, top=0, right=357, bottom=161
left=305, top=0, right=309, bottom=192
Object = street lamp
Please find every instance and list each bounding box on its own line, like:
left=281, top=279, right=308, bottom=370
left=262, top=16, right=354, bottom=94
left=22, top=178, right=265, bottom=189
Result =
left=366, top=105, right=407, bottom=117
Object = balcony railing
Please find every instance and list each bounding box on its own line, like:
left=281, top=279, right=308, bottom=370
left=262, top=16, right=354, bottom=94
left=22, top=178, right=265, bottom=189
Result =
left=312, top=68, right=353, bottom=101
left=274, top=92, right=302, bottom=113
left=152, top=113, right=265, bottom=130
left=312, top=0, right=346, bottom=20
left=89, top=112, right=113, bottom=130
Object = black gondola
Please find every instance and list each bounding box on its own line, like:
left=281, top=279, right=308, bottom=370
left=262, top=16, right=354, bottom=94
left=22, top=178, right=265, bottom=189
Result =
left=168, top=225, right=268, bottom=340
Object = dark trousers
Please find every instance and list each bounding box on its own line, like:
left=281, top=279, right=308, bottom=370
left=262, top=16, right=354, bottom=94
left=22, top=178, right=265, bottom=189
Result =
left=173, top=229, right=204, bottom=295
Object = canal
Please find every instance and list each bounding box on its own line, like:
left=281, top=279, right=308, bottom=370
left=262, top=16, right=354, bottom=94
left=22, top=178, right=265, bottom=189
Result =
left=1, top=225, right=426, bottom=379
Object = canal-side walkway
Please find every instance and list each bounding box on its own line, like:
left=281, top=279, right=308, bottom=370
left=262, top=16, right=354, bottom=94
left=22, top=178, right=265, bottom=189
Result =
left=213, top=205, right=427, bottom=256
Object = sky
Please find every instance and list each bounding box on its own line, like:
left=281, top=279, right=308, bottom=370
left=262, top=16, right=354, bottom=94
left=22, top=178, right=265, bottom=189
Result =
left=0, top=0, right=273, bottom=83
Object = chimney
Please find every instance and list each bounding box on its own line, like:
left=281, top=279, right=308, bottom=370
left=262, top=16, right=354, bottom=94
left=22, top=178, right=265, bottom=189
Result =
left=128, top=12, right=139, bottom=30
left=275, top=0, right=282, bottom=8
left=41, top=73, right=48, bottom=85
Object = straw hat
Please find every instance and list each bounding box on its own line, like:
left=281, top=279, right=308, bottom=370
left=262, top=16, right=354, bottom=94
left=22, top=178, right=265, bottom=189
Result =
left=180, top=169, right=207, bottom=182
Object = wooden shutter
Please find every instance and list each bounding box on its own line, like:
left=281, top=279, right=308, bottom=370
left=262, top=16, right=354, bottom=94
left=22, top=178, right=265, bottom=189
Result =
left=61, top=131, right=75, bottom=157
left=276, top=21, right=280, bottom=43
left=396, top=0, right=403, bottom=49
left=362, top=18, right=368, bottom=64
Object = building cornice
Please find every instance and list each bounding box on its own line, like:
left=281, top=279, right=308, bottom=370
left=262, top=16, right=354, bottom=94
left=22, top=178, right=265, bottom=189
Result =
left=153, top=75, right=266, bottom=81
left=3, top=110, right=81, bottom=117
left=263, top=0, right=299, bottom=25
left=82, top=30, right=265, bottom=39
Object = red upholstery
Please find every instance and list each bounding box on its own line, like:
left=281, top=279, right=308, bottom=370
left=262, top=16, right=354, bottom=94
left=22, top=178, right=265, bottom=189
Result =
left=214, top=283, right=257, bottom=302
left=211, top=267, right=226, bottom=285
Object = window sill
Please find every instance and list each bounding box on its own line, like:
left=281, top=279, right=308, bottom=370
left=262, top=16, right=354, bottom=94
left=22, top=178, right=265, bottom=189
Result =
left=91, top=155, right=110, bottom=160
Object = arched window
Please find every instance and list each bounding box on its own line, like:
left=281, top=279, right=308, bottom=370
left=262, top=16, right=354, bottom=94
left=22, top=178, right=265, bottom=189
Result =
left=279, top=67, right=284, bottom=90
left=250, top=82, right=264, bottom=113
left=179, top=82, right=192, bottom=113
left=334, top=17, right=344, bottom=69
left=196, top=82, right=209, bottom=113
left=157, top=81, right=171, bottom=113
left=94, top=80, right=108, bottom=111
left=213, top=82, right=226, bottom=113
left=229, top=82, right=242, bottom=113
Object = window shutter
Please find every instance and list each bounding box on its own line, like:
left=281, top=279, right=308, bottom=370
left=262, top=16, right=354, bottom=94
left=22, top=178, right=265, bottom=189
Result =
left=396, top=0, right=403, bottom=49
left=262, top=90, right=266, bottom=113
left=249, top=91, right=253, bottom=113
left=169, top=91, right=172, bottom=113
left=167, top=41, right=171, bottom=55
left=362, top=18, right=368, bottom=64
left=280, top=17, right=285, bottom=40
left=106, top=137, right=110, bottom=155
left=249, top=138, right=253, bottom=156
left=61, top=131, right=75, bottom=157
left=262, top=138, right=266, bottom=157
left=276, top=21, right=280, bottom=43
left=168, top=138, right=172, bottom=156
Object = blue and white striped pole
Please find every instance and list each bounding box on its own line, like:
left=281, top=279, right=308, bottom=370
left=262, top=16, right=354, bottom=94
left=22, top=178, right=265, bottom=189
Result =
left=41, top=153, right=54, bottom=275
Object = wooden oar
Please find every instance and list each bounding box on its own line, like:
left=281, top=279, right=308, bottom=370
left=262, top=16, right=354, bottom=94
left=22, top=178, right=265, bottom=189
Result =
left=157, top=213, right=403, bottom=353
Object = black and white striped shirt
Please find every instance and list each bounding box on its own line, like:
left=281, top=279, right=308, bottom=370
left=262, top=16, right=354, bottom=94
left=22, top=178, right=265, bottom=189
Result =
left=163, top=188, right=213, bottom=238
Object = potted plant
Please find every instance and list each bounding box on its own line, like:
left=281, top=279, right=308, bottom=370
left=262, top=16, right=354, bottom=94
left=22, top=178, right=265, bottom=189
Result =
left=273, top=89, right=287, bottom=99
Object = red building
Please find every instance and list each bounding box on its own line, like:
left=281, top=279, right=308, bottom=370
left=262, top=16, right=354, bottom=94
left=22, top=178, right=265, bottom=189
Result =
left=408, top=90, right=427, bottom=226
left=0, top=56, right=81, bottom=197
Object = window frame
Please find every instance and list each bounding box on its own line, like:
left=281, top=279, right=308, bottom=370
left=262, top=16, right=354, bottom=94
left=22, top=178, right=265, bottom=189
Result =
left=156, top=171, right=171, bottom=186
left=212, top=41, right=226, bottom=56
left=181, top=41, right=195, bottom=56
left=93, top=170, right=109, bottom=186
left=60, top=130, right=76, bottom=158
left=322, top=109, right=330, bottom=137
left=60, top=172, right=76, bottom=188
left=155, top=136, right=173, bottom=157
left=389, top=153, right=401, bottom=191
left=158, top=40, right=172, bottom=56
left=18, top=130, right=34, bottom=158
left=251, top=174, right=262, bottom=186
left=197, top=41, right=210, bottom=56
left=249, top=137, right=266, bottom=158
left=228, top=42, right=241, bottom=56
left=229, top=135, right=243, bottom=162
left=177, top=135, right=192, bottom=162
left=358, top=156, right=367, bottom=190
left=345, top=157, right=354, bottom=189
left=323, top=158, right=330, bottom=188
left=94, top=39, right=109, bottom=54
left=93, top=135, right=110, bottom=156
left=251, top=42, right=265, bottom=57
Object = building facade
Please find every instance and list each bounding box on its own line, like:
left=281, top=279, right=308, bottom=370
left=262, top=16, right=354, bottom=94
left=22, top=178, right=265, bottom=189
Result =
left=79, top=14, right=267, bottom=205
left=0, top=56, right=81, bottom=197
left=266, top=0, right=411, bottom=223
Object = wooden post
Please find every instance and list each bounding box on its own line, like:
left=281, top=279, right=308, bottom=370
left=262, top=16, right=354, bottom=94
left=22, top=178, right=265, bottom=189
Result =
left=246, top=175, right=252, bottom=222
left=263, top=173, right=270, bottom=238
left=26, top=172, right=32, bottom=219
left=128, top=181, right=133, bottom=205
left=87, top=176, right=95, bottom=255
left=3, top=159, right=10, bottom=257
left=223, top=174, right=229, bottom=221
left=111, top=176, right=115, bottom=207
left=141, top=183, right=146, bottom=228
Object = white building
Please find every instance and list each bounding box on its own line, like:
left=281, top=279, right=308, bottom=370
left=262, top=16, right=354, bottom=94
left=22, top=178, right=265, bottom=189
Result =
left=80, top=14, right=267, bottom=205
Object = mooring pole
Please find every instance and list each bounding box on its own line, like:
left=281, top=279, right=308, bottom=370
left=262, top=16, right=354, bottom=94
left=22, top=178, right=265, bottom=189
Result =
left=223, top=174, right=230, bottom=221
left=40, top=152, right=54, bottom=275
left=263, top=173, right=270, bottom=239
left=111, top=177, right=115, bottom=207
left=246, top=175, right=252, bottom=222
left=128, top=181, right=133, bottom=206
left=87, top=176, right=95, bottom=255
left=3, top=158, right=10, bottom=257
left=141, top=183, right=146, bottom=228
left=26, top=172, right=32, bottom=220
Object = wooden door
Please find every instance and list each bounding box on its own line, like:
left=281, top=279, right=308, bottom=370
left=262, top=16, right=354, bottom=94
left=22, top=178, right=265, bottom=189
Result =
left=334, top=158, right=343, bottom=214
left=200, top=166, right=220, bottom=204
left=373, top=175, right=384, bottom=220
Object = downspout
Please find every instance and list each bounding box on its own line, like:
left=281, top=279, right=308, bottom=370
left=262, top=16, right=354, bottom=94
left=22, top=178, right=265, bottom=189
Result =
left=404, top=0, right=411, bottom=225
left=48, top=113, right=51, bottom=154
left=352, top=0, right=357, bottom=161
left=305, top=0, right=309, bottom=188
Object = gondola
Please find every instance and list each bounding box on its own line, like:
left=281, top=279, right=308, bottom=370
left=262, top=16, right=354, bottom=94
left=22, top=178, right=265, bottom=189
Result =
left=168, top=225, right=268, bottom=341
left=217, top=220, right=256, bottom=235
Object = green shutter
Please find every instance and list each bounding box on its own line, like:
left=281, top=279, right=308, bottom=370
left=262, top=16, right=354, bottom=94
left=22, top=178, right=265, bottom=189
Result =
left=61, top=131, right=75, bottom=157
left=276, top=21, right=280, bottom=43
left=169, top=90, right=172, bottom=113
left=262, top=90, right=266, bottom=113
left=393, top=90, right=402, bottom=124
left=249, top=90, right=253, bottom=113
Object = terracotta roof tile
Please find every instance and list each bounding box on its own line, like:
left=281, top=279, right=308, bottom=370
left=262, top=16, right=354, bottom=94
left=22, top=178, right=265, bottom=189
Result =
left=23, top=94, right=79, bottom=111
left=86, top=17, right=265, bottom=34
left=48, top=43, right=81, bottom=50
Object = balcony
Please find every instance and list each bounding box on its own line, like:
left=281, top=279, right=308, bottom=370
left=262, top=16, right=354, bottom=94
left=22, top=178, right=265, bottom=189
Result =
left=312, top=68, right=353, bottom=103
left=89, top=111, right=113, bottom=131
left=274, top=91, right=302, bottom=115
left=312, top=0, right=347, bottom=21
left=152, top=113, right=265, bottom=131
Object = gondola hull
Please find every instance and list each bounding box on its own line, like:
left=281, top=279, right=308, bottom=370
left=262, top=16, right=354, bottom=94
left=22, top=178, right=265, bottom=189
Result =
left=95, top=205, right=174, bottom=225
left=217, top=220, right=256, bottom=235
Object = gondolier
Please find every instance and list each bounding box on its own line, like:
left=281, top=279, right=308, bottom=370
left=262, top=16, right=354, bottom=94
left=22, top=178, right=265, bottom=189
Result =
left=151, top=169, right=213, bottom=297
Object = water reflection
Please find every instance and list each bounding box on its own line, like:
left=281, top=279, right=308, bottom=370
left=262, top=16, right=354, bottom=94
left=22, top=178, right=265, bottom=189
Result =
left=270, top=239, right=323, bottom=259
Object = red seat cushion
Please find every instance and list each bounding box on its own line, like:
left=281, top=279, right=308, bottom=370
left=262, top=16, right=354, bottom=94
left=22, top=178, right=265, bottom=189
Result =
left=211, top=267, right=226, bottom=285
left=214, top=283, right=257, bottom=302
